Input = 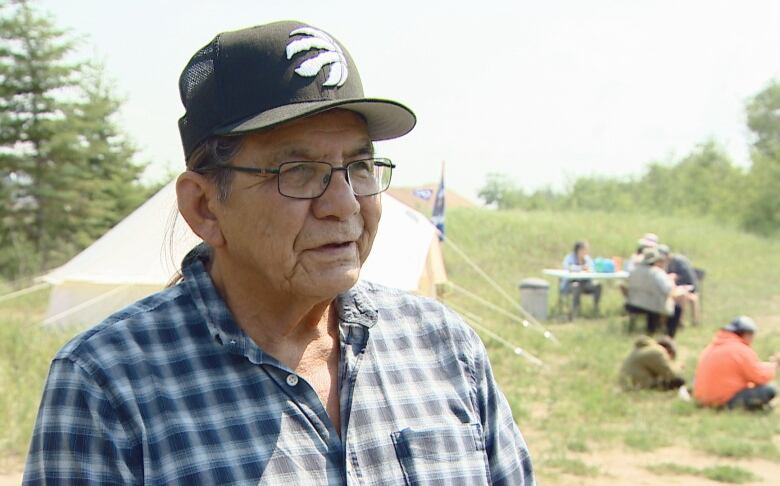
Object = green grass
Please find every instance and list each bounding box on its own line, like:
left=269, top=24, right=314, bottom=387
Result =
left=702, top=465, right=761, bottom=483
left=693, top=435, right=778, bottom=460
left=543, top=456, right=600, bottom=477
left=647, top=462, right=700, bottom=475
left=565, top=439, right=589, bottom=453
left=623, top=428, right=672, bottom=451
left=0, top=287, right=75, bottom=456
left=648, top=462, right=760, bottom=483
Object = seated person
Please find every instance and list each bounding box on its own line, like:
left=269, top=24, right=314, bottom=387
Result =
left=658, top=244, right=700, bottom=325
left=694, top=316, right=778, bottom=411
left=623, top=234, right=659, bottom=274
left=619, top=336, right=685, bottom=390
left=625, top=247, right=686, bottom=337
left=561, top=241, right=602, bottom=317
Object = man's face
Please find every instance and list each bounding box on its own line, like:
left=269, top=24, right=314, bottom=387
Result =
left=742, top=331, right=755, bottom=345
left=212, top=110, right=381, bottom=300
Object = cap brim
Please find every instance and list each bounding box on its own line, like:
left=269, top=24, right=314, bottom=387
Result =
left=214, top=98, right=416, bottom=141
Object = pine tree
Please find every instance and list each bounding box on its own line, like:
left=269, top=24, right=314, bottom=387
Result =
left=0, top=0, right=148, bottom=281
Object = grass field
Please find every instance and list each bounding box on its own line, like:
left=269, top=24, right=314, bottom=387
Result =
left=440, top=208, right=780, bottom=484
left=1, top=207, right=779, bottom=483
left=0, top=289, right=72, bottom=457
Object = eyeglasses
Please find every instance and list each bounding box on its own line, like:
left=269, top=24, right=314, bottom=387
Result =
left=196, top=158, right=395, bottom=199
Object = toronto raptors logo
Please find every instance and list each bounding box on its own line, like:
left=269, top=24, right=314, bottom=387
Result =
left=286, top=27, right=349, bottom=88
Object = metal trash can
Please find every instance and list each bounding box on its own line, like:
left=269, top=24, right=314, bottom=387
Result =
left=518, top=278, right=550, bottom=321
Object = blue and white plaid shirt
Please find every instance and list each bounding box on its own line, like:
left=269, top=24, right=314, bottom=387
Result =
left=25, top=249, right=534, bottom=485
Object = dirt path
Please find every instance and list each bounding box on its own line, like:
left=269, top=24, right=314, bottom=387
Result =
left=6, top=447, right=777, bottom=486
left=535, top=308, right=780, bottom=485
left=0, top=456, right=23, bottom=486
left=0, top=471, right=21, bottom=486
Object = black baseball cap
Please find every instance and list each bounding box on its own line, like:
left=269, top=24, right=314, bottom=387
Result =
left=178, top=20, right=417, bottom=159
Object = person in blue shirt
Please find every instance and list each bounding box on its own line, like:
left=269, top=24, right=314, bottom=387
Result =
left=561, top=240, right=602, bottom=317
left=658, top=244, right=701, bottom=325
left=24, top=21, right=534, bottom=485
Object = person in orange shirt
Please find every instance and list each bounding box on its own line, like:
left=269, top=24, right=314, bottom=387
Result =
left=693, top=316, right=779, bottom=410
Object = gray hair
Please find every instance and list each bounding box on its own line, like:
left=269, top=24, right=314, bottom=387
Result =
left=166, top=136, right=243, bottom=287
left=186, top=135, right=244, bottom=201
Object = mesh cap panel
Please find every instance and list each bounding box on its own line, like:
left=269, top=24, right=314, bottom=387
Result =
left=180, top=42, right=216, bottom=106
left=178, top=38, right=223, bottom=159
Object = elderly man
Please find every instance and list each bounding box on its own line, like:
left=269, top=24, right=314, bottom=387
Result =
left=24, top=21, right=533, bottom=485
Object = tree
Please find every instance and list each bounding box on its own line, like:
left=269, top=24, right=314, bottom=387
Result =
left=743, top=80, right=780, bottom=235
left=478, top=140, right=747, bottom=224
left=0, top=0, right=148, bottom=281
left=478, top=172, right=523, bottom=209
left=638, top=142, right=746, bottom=222
left=478, top=173, right=565, bottom=210
left=566, top=175, right=637, bottom=212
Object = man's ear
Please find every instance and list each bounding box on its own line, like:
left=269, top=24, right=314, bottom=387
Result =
left=176, top=171, right=226, bottom=248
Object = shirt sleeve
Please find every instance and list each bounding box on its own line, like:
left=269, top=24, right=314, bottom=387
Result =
left=470, top=335, right=535, bottom=485
left=23, top=358, right=142, bottom=485
left=679, top=259, right=698, bottom=288
left=737, top=347, right=777, bottom=386
left=562, top=254, right=573, bottom=269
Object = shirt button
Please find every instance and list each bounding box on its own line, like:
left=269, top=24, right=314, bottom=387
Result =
left=286, top=374, right=299, bottom=386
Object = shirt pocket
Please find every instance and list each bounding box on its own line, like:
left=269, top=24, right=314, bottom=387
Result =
left=391, top=423, right=490, bottom=486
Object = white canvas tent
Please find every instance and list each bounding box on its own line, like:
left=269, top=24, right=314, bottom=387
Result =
left=42, top=181, right=446, bottom=327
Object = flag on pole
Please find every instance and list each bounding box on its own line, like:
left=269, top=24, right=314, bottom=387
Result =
left=431, top=162, right=445, bottom=240
left=412, top=188, right=434, bottom=200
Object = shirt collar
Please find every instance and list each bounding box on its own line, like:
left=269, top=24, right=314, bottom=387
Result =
left=335, top=281, right=379, bottom=329
left=181, top=244, right=260, bottom=360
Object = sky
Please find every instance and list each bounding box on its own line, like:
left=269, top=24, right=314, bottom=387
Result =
left=35, top=0, right=780, bottom=201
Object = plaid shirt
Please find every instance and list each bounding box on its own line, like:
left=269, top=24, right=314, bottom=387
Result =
left=25, top=250, right=533, bottom=485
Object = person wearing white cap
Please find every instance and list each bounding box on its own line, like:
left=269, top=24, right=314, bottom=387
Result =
left=624, top=233, right=659, bottom=273
left=693, top=316, right=779, bottom=410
